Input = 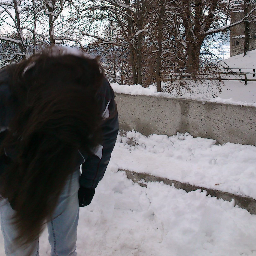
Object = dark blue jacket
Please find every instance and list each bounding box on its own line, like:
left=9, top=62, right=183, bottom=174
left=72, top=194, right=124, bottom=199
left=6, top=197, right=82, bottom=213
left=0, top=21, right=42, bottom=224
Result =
left=79, top=78, right=119, bottom=188
left=0, top=67, right=119, bottom=189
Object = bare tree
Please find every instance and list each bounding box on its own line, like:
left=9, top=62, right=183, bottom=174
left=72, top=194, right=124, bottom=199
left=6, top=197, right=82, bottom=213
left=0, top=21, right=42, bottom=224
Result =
left=0, top=0, right=86, bottom=64
left=168, top=0, right=229, bottom=73
left=0, top=0, right=27, bottom=61
left=155, top=0, right=165, bottom=92
left=96, top=0, right=151, bottom=85
left=43, top=0, right=72, bottom=45
left=243, top=0, right=255, bottom=55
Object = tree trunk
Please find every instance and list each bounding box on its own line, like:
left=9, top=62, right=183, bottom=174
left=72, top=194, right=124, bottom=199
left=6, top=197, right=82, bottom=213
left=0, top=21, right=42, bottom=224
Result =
left=244, top=0, right=250, bottom=56
left=46, top=1, right=56, bottom=45
left=32, top=0, right=37, bottom=54
left=13, top=0, right=26, bottom=57
left=120, top=46, right=124, bottom=85
left=186, top=40, right=202, bottom=73
left=125, top=0, right=138, bottom=84
left=113, top=54, right=117, bottom=83
left=137, top=34, right=143, bottom=85
left=130, top=46, right=138, bottom=84
left=156, top=0, right=165, bottom=92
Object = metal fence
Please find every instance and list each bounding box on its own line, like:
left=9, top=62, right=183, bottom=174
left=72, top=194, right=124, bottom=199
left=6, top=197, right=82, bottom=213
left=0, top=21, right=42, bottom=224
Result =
left=164, top=68, right=256, bottom=85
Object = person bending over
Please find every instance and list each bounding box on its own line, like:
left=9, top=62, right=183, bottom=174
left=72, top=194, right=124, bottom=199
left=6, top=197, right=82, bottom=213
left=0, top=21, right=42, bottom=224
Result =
left=0, top=46, right=119, bottom=256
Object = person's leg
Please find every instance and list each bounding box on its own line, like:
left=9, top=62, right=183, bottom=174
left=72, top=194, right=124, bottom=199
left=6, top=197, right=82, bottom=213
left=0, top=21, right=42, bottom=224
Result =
left=0, top=200, right=39, bottom=256
left=47, top=169, right=80, bottom=256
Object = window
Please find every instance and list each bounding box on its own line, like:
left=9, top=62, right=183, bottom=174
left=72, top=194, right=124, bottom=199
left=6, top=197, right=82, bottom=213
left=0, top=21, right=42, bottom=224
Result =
left=233, top=40, right=240, bottom=46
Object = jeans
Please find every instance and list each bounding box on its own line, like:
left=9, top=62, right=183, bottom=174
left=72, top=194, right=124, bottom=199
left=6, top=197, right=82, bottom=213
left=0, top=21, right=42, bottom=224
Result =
left=0, top=169, right=80, bottom=256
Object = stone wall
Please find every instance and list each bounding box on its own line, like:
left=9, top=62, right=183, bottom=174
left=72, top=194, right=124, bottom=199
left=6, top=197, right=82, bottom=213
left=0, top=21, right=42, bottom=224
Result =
left=116, top=93, right=256, bottom=146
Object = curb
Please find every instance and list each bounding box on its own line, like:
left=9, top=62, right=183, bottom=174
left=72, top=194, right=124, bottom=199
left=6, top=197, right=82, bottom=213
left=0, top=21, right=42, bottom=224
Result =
left=119, top=169, right=256, bottom=215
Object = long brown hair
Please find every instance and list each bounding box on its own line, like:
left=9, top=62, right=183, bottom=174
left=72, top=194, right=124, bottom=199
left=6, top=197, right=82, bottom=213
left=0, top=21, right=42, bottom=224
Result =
left=0, top=47, right=104, bottom=250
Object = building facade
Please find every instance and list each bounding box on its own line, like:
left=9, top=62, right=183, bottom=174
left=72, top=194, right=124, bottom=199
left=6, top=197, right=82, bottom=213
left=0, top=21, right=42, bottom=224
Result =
left=230, top=0, right=256, bottom=56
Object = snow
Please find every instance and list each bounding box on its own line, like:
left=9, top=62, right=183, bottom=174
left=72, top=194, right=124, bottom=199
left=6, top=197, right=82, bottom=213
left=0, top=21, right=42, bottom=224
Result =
left=42, top=45, right=94, bottom=59
left=112, top=49, right=256, bottom=106
left=111, top=0, right=134, bottom=11
left=134, top=27, right=148, bottom=37
left=222, top=50, right=256, bottom=69
left=112, top=83, right=158, bottom=96
left=0, top=37, right=22, bottom=44
left=112, top=131, right=256, bottom=199
left=0, top=131, right=256, bottom=255
left=112, top=81, right=256, bottom=106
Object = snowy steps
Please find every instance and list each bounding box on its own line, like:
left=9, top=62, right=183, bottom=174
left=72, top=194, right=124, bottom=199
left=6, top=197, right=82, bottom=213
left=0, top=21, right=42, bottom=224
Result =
left=119, top=169, right=256, bottom=215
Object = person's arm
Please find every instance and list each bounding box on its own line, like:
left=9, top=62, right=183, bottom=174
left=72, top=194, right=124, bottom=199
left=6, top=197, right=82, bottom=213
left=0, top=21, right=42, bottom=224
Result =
left=0, top=68, right=14, bottom=176
left=0, top=130, right=13, bottom=177
left=0, top=67, right=12, bottom=130
left=78, top=78, right=119, bottom=206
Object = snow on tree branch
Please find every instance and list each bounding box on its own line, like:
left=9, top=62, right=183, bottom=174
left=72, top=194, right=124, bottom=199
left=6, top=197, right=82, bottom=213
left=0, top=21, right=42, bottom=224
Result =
left=105, top=0, right=134, bottom=12
left=206, top=6, right=256, bottom=35
left=44, top=11, right=59, bottom=17
left=134, top=25, right=149, bottom=37
left=81, top=32, right=122, bottom=46
left=0, top=36, right=22, bottom=44
left=54, top=36, right=84, bottom=47
left=0, top=5, right=16, bottom=24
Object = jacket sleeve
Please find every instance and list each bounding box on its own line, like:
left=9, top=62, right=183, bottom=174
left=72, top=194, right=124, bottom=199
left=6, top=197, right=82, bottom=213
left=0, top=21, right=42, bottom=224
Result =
left=80, top=78, right=119, bottom=189
left=0, top=67, right=12, bottom=130
left=0, top=65, right=18, bottom=131
left=0, top=67, right=15, bottom=176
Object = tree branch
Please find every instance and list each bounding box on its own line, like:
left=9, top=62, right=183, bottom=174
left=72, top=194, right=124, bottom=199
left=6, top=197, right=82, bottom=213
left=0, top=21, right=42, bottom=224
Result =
left=81, top=32, right=122, bottom=46
left=0, top=4, right=16, bottom=24
left=206, top=7, right=256, bottom=35
left=0, top=36, right=22, bottom=44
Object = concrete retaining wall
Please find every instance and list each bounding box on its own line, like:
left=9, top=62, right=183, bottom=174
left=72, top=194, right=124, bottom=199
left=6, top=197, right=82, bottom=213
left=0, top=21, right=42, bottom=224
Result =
left=115, top=93, right=256, bottom=146
left=120, top=169, right=256, bottom=214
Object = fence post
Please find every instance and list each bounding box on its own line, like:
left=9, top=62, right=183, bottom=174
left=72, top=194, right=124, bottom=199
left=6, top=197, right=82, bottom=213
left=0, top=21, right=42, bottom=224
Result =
left=218, top=73, right=221, bottom=82
left=245, top=74, right=248, bottom=85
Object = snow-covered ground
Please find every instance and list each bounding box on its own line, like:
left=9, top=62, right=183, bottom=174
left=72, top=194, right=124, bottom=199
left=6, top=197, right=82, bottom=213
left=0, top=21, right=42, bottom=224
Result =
left=112, top=49, right=256, bottom=106
left=222, top=50, right=256, bottom=69
left=113, top=131, right=256, bottom=199
left=0, top=132, right=255, bottom=256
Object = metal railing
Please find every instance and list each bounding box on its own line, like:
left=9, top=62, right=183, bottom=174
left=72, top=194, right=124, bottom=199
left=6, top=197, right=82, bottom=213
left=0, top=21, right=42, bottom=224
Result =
left=164, top=68, right=256, bottom=85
